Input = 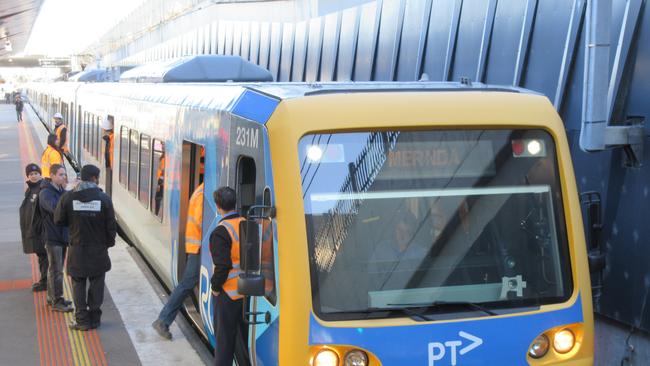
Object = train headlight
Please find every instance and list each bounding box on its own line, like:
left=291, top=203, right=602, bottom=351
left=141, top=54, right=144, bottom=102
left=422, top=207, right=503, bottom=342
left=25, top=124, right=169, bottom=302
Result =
left=313, top=349, right=339, bottom=366
left=527, top=140, right=542, bottom=155
left=553, top=329, right=575, bottom=354
left=344, top=349, right=368, bottom=366
left=307, top=145, right=323, bottom=162
left=528, top=334, right=550, bottom=359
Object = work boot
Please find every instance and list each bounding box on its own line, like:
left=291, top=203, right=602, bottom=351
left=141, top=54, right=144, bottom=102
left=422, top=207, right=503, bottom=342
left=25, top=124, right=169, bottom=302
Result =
left=52, top=300, right=73, bottom=313
left=31, top=282, right=47, bottom=292
left=152, top=319, right=172, bottom=340
left=48, top=298, right=72, bottom=306
left=90, top=310, right=101, bottom=329
left=68, top=320, right=90, bottom=331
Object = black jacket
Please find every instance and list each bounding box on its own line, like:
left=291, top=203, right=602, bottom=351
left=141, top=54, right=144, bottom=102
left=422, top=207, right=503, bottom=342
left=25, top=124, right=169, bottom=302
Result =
left=38, top=180, right=68, bottom=246
left=15, top=100, right=23, bottom=111
left=54, top=183, right=116, bottom=277
left=209, top=213, right=239, bottom=292
left=19, top=180, right=46, bottom=254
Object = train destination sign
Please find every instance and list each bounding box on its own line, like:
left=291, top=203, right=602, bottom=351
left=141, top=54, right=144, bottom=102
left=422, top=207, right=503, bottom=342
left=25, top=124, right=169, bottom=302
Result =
left=381, top=140, right=496, bottom=179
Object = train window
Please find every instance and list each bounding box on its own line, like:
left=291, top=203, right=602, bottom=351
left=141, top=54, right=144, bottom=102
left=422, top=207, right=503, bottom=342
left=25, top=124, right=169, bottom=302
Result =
left=151, top=139, right=165, bottom=221
left=236, top=156, right=256, bottom=215
left=83, top=112, right=88, bottom=151
left=95, top=115, right=101, bottom=159
left=139, top=134, right=152, bottom=208
left=261, top=187, right=277, bottom=305
left=89, top=114, right=95, bottom=157
left=128, top=130, right=139, bottom=195
left=119, top=126, right=129, bottom=186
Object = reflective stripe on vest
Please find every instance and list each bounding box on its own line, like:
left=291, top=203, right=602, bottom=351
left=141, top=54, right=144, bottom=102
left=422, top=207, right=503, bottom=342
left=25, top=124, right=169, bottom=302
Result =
left=185, top=184, right=204, bottom=254
left=55, top=124, right=69, bottom=153
left=219, top=217, right=244, bottom=300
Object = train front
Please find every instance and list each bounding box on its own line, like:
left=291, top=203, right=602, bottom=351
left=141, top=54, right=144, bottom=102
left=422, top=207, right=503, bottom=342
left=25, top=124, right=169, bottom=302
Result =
left=267, top=89, right=594, bottom=366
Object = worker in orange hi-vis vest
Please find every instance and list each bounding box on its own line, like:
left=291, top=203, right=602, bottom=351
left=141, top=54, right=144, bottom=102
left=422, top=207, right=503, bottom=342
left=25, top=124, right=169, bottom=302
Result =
left=41, top=134, right=65, bottom=179
left=101, top=116, right=114, bottom=169
left=210, top=186, right=246, bottom=366
left=152, top=179, right=204, bottom=340
left=53, top=113, right=69, bottom=156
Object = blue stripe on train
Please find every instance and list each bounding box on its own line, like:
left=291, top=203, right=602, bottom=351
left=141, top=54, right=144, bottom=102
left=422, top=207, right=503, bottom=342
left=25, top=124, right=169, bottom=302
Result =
left=309, top=295, right=584, bottom=365
left=231, top=89, right=280, bottom=124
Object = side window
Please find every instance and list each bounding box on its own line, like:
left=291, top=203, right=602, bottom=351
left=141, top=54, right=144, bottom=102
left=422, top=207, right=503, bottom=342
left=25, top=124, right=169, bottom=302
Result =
left=139, top=134, right=152, bottom=207
left=95, top=115, right=101, bottom=159
left=262, top=187, right=277, bottom=305
left=83, top=112, right=89, bottom=151
left=151, top=139, right=165, bottom=221
left=119, top=126, right=129, bottom=186
left=128, top=130, right=139, bottom=195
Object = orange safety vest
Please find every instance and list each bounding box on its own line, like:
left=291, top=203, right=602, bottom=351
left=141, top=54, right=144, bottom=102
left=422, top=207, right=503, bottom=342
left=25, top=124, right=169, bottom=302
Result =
left=54, top=124, right=69, bottom=153
left=185, top=183, right=204, bottom=254
left=106, top=132, right=114, bottom=168
left=219, top=216, right=245, bottom=300
left=41, top=146, right=64, bottom=177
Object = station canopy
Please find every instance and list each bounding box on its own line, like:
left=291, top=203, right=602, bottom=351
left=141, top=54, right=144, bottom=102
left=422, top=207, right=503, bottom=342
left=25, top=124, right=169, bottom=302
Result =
left=119, top=55, right=274, bottom=83
left=68, top=69, right=107, bottom=82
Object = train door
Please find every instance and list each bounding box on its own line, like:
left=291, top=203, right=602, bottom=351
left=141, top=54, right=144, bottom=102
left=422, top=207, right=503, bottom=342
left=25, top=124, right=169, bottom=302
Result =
left=104, top=114, right=114, bottom=197
left=228, top=121, right=277, bottom=366
left=178, top=141, right=205, bottom=322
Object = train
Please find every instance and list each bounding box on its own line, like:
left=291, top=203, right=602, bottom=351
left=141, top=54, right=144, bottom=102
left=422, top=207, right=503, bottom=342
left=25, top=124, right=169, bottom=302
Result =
left=25, top=56, right=594, bottom=365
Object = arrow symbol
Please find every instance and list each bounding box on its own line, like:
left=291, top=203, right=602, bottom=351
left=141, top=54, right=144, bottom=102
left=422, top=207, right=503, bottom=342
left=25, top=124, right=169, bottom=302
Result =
left=459, top=331, right=483, bottom=355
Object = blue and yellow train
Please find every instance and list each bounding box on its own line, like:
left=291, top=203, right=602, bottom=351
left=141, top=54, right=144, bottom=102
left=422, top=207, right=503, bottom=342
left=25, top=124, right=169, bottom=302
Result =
left=26, top=56, right=594, bottom=365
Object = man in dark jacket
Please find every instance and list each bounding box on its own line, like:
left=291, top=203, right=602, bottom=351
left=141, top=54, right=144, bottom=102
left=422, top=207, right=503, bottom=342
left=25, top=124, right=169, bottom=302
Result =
left=210, top=187, right=247, bottom=366
left=55, top=164, right=116, bottom=331
left=39, top=164, right=73, bottom=312
left=14, top=95, right=24, bottom=122
left=19, top=163, right=48, bottom=291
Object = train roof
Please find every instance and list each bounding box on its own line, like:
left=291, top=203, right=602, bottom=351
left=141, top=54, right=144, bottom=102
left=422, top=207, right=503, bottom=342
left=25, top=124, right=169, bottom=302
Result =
left=26, top=81, right=543, bottom=124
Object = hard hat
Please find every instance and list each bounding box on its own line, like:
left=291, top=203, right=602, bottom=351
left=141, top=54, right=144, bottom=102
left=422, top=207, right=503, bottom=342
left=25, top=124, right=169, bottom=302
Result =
left=100, top=116, right=113, bottom=130
left=53, top=112, right=63, bottom=119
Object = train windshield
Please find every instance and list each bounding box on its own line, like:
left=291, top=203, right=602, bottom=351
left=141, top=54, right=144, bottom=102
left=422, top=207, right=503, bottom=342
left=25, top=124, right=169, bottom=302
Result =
left=298, top=129, right=573, bottom=321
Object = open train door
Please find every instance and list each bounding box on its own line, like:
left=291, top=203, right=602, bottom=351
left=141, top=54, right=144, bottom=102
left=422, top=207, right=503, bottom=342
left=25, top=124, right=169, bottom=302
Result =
left=229, top=119, right=278, bottom=366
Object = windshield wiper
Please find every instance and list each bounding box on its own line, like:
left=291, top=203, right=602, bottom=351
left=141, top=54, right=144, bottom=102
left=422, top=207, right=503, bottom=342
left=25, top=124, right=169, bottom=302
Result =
left=387, top=301, right=498, bottom=316
left=326, top=307, right=433, bottom=322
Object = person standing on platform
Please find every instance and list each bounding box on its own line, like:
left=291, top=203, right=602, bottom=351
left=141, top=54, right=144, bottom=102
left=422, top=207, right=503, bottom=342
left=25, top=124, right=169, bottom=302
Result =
left=14, top=95, right=24, bottom=122
left=39, top=164, right=72, bottom=312
left=55, top=164, right=116, bottom=331
left=53, top=112, right=72, bottom=164
left=152, top=181, right=205, bottom=340
left=210, top=187, right=246, bottom=366
left=101, top=116, right=114, bottom=169
left=41, top=134, right=64, bottom=179
left=101, top=116, right=114, bottom=196
left=19, top=163, right=48, bottom=292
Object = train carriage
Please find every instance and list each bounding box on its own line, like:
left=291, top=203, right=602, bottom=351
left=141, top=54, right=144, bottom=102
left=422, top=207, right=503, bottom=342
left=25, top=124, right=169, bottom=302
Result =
left=25, top=56, right=594, bottom=365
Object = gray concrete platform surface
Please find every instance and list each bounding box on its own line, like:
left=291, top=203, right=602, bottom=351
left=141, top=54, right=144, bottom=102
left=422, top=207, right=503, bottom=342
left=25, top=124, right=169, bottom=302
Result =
left=0, top=103, right=210, bottom=365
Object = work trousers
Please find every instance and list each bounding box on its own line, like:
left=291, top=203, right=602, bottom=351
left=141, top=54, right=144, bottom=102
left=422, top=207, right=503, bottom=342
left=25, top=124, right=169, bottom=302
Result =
left=71, top=274, right=106, bottom=325
left=45, top=244, right=66, bottom=304
left=36, top=252, right=48, bottom=285
left=213, top=292, right=247, bottom=366
left=157, top=254, right=200, bottom=327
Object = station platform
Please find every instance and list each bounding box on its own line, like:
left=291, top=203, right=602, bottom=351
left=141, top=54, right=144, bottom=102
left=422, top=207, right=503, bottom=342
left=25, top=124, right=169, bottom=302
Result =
left=0, top=104, right=211, bottom=365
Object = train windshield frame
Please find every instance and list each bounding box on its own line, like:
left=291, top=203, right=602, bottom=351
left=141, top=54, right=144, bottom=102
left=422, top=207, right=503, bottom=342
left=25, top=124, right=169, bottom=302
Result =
left=298, top=128, right=573, bottom=321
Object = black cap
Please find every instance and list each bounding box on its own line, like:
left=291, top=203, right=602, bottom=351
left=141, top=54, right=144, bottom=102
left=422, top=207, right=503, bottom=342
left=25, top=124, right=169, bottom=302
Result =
left=25, top=163, right=41, bottom=177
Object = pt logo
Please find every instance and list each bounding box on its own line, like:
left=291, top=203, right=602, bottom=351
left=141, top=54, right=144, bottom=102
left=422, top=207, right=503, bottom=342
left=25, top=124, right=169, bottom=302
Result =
left=428, top=331, right=483, bottom=366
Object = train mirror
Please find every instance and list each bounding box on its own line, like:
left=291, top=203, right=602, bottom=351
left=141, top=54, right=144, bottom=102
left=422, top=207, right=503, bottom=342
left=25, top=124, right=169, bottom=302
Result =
left=238, top=219, right=264, bottom=297
left=580, top=191, right=605, bottom=274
